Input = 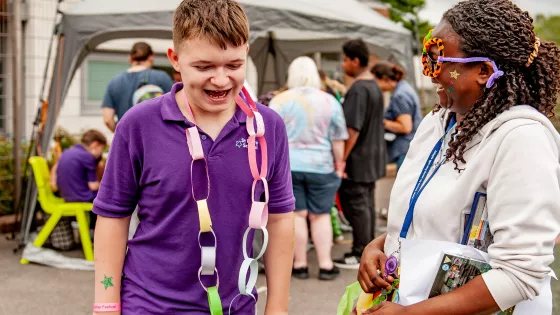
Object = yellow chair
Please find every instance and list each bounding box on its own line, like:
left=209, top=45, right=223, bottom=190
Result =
left=21, top=156, right=94, bottom=264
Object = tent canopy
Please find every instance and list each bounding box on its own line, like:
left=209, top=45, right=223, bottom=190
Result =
left=58, top=0, right=414, bottom=99
left=21, top=0, right=414, bottom=244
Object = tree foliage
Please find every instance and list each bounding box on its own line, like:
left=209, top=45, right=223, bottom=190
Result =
left=378, top=0, right=434, bottom=53
left=534, top=14, right=560, bottom=45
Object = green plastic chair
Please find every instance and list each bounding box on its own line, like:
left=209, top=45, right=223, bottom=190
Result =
left=21, top=156, right=94, bottom=264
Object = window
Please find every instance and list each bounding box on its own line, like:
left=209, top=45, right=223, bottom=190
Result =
left=81, top=53, right=174, bottom=115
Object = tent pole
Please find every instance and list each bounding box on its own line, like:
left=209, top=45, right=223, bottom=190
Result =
left=11, top=0, right=23, bottom=234
left=257, top=32, right=274, bottom=95
left=17, top=1, right=63, bottom=246
left=21, top=32, right=65, bottom=245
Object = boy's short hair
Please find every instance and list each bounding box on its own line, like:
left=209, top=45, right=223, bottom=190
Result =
left=81, top=130, right=107, bottom=146
left=343, top=39, right=370, bottom=67
left=130, top=42, right=153, bottom=62
left=173, top=0, right=249, bottom=50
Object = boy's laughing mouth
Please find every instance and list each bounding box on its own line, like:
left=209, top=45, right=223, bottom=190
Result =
left=205, top=89, right=232, bottom=102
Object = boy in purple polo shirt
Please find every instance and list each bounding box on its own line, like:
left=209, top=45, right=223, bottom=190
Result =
left=55, top=130, right=106, bottom=203
left=92, top=1, right=295, bottom=314
left=54, top=129, right=106, bottom=228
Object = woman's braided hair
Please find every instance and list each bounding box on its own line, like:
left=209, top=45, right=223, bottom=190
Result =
left=434, top=0, right=560, bottom=171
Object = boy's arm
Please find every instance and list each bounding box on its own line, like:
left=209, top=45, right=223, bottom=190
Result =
left=50, top=162, right=58, bottom=192
left=88, top=181, right=101, bottom=191
left=94, top=215, right=131, bottom=315
left=383, top=114, right=413, bottom=134
left=341, top=88, right=366, bottom=161
left=344, top=128, right=360, bottom=160
left=263, top=212, right=294, bottom=315
left=102, top=108, right=117, bottom=133
left=332, top=140, right=345, bottom=177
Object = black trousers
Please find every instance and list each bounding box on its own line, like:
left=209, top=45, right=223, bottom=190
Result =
left=338, top=179, right=376, bottom=255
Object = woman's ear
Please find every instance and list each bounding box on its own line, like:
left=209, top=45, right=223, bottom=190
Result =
left=476, top=62, right=494, bottom=87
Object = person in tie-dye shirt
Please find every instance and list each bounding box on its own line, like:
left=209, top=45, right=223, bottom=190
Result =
left=270, top=56, right=349, bottom=281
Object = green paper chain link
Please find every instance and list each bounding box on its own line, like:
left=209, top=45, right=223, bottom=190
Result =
left=207, top=286, right=223, bottom=315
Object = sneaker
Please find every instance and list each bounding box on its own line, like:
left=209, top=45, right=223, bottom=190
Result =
left=258, top=260, right=265, bottom=274
left=334, top=235, right=352, bottom=245
left=340, top=222, right=353, bottom=233
left=306, top=243, right=315, bottom=252
left=319, top=266, right=340, bottom=281
left=379, top=208, right=389, bottom=220
left=334, top=253, right=361, bottom=270
left=292, top=267, right=309, bottom=279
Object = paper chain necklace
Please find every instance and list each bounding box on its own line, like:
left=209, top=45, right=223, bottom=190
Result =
left=181, top=87, right=269, bottom=315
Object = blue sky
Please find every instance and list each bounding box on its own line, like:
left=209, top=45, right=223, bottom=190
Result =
left=419, top=0, right=560, bottom=25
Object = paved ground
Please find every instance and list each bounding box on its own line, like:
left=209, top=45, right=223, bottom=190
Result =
left=1, top=235, right=559, bottom=315
left=0, top=174, right=558, bottom=314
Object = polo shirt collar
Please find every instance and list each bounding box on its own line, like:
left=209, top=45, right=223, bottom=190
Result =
left=161, top=82, right=247, bottom=125
left=74, top=144, right=86, bottom=151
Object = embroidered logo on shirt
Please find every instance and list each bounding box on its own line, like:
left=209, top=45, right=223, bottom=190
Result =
left=236, top=138, right=258, bottom=149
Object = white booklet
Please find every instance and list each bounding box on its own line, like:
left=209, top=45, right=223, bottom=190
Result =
left=398, top=239, right=554, bottom=315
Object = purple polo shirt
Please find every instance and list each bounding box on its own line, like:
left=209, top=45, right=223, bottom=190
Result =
left=56, top=144, right=97, bottom=202
left=93, top=83, right=295, bottom=314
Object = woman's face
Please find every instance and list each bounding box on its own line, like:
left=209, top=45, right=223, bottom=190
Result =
left=429, top=20, right=488, bottom=114
left=375, top=77, right=397, bottom=92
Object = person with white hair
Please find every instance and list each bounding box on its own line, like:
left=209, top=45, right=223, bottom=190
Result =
left=270, top=56, right=349, bottom=281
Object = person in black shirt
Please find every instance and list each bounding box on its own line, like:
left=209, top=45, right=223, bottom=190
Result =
left=334, top=39, right=387, bottom=269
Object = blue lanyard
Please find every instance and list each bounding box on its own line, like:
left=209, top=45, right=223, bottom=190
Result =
left=399, top=116, right=456, bottom=239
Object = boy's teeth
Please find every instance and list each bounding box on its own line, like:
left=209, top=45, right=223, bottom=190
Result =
left=207, top=90, right=228, bottom=98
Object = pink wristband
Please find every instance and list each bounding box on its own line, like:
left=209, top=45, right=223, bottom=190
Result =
left=93, top=303, right=121, bottom=312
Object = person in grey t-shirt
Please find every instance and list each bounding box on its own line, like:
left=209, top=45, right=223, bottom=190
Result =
left=334, top=39, right=387, bottom=270
left=102, top=42, right=173, bottom=132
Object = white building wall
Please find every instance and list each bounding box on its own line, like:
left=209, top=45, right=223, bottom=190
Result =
left=24, top=0, right=82, bottom=141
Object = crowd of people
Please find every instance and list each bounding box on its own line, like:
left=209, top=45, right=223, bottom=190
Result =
left=265, top=39, right=422, bottom=276
left=44, top=0, right=560, bottom=314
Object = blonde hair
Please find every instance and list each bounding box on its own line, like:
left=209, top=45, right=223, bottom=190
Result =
left=287, top=56, right=322, bottom=89
left=173, top=0, right=249, bottom=50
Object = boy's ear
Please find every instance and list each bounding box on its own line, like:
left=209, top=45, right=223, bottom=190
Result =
left=246, top=44, right=249, bottom=54
left=167, top=48, right=180, bottom=72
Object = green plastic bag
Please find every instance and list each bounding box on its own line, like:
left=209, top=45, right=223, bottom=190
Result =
left=331, top=206, right=343, bottom=239
left=337, top=281, right=362, bottom=315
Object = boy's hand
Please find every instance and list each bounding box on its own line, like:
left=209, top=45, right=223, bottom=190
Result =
left=358, top=242, right=394, bottom=293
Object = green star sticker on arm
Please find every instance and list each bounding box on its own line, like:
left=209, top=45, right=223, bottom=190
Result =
left=101, top=275, right=114, bottom=290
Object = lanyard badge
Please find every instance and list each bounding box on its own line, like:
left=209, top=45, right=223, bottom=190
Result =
left=389, top=116, right=458, bottom=284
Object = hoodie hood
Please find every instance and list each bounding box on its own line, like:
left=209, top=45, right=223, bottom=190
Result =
left=440, top=105, right=560, bottom=161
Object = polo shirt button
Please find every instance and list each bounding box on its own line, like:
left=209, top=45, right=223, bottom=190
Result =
left=201, top=135, right=207, bottom=140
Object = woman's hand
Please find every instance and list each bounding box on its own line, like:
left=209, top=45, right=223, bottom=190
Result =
left=335, top=161, right=346, bottom=178
left=358, top=240, right=394, bottom=293
left=363, top=302, right=408, bottom=314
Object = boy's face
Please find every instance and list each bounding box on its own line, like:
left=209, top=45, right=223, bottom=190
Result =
left=168, top=37, right=247, bottom=115
left=88, top=142, right=106, bottom=159
left=342, top=55, right=360, bottom=78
